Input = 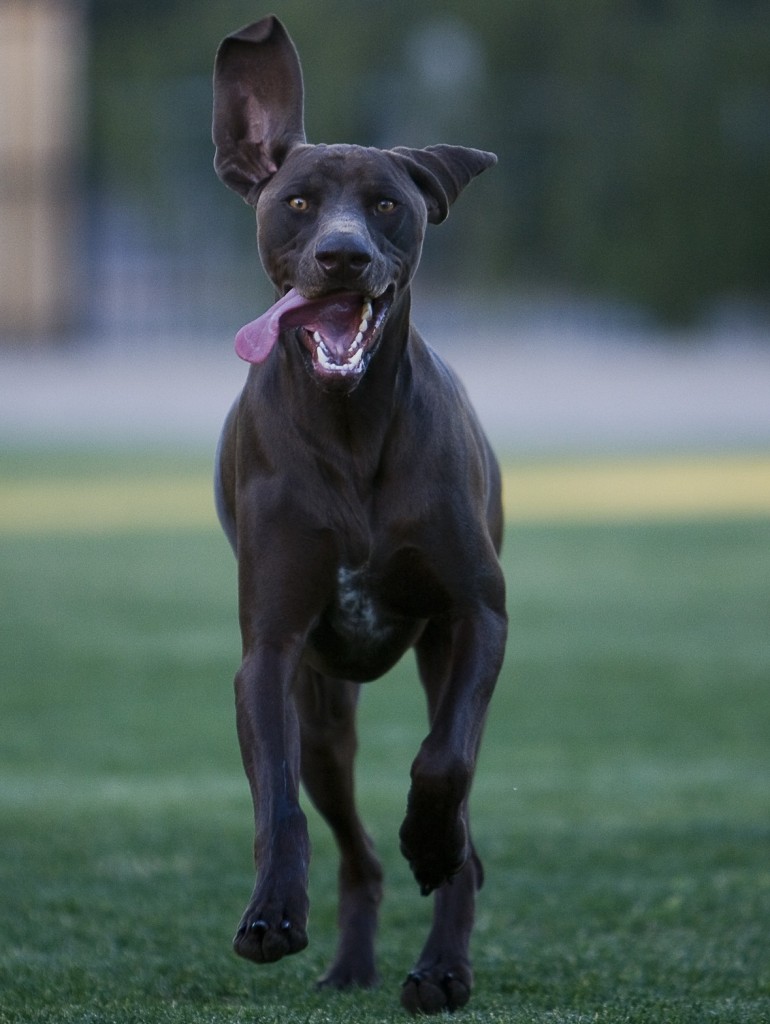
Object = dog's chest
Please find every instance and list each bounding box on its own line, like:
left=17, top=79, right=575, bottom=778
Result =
left=305, top=562, right=421, bottom=681
left=333, top=566, right=388, bottom=642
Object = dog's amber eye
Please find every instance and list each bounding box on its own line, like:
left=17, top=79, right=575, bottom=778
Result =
left=287, top=196, right=310, bottom=212
left=375, top=199, right=397, bottom=214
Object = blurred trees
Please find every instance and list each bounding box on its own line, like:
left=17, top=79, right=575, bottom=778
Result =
left=88, top=0, right=769, bottom=324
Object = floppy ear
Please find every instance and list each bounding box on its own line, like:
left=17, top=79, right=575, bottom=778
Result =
left=391, top=145, right=497, bottom=224
left=212, top=16, right=306, bottom=204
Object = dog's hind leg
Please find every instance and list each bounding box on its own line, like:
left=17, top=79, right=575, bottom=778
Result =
left=296, top=669, right=383, bottom=989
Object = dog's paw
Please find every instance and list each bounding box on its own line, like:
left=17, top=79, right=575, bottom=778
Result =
left=400, top=962, right=472, bottom=1015
left=233, top=897, right=308, bottom=963
left=399, top=807, right=469, bottom=895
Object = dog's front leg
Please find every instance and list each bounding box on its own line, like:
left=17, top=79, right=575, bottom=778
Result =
left=232, top=643, right=311, bottom=964
left=400, top=603, right=507, bottom=896
left=399, top=604, right=506, bottom=1013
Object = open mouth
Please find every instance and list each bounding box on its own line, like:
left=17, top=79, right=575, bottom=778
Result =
left=234, top=287, right=393, bottom=384
left=297, top=291, right=391, bottom=382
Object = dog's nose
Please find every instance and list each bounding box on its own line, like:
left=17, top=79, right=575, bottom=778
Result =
left=315, top=232, right=373, bottom=279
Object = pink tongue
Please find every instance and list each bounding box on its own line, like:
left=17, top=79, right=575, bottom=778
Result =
left=235, top=288, right=363, bottom=364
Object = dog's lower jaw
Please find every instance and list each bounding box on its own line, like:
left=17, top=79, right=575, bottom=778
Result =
left=298, top=326, right=371, bottom=390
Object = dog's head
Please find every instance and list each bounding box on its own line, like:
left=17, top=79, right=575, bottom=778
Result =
left=213, top=16, right=496, bottom=388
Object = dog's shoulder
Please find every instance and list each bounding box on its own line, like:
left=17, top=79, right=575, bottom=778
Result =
left=408, top=329, right=474, bottom=419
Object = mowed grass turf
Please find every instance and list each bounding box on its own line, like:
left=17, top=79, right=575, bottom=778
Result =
left=1, top=451, right=769, bottom=1023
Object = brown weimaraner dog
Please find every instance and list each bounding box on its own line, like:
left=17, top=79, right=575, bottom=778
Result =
left=212, top=15, right=507, bottom=1015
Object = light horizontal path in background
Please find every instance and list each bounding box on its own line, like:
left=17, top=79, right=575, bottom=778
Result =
left=2, top=455, right=770, bottom=533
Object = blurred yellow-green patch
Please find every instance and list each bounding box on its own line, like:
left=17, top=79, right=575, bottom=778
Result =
left=2, top=454, right=770, bottom=533
left=1, top=475, right=216, bottom=534
left=502, top=454, right=770, bottom=523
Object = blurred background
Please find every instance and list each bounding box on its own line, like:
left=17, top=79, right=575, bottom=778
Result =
left=1, top=0, right=769, bottom=452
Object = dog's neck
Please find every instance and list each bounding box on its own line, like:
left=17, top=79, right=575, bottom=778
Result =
left=271, top=288, right=414, bottom=444
left=238, top=290, right=416, bottom=496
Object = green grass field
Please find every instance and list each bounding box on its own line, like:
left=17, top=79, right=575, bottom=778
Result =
left=1, top=451, right=769, bottom=1023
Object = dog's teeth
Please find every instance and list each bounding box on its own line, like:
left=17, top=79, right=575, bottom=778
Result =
left=357, top=298, right=372, bottom=336
left=315, top=339, right=334, bottom=370
left=314, top=343, right=365, bottom=374
left=353, top=331, right=364, bottom=348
